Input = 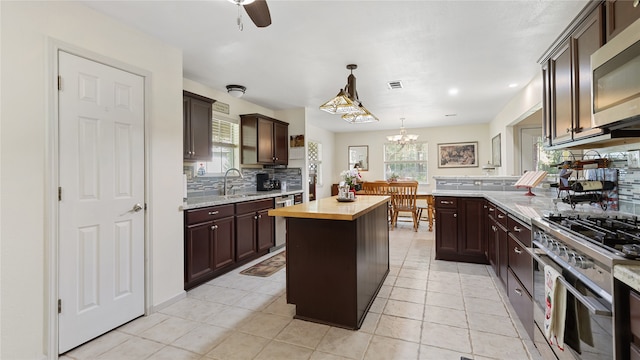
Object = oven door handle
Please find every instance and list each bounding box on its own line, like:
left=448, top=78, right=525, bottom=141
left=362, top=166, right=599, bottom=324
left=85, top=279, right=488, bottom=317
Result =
left=531, top=251, right=612, bottom=317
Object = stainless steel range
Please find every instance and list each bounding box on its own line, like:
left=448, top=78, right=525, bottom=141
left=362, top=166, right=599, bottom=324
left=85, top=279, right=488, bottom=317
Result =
left=531, top=213, right=640, bottom=360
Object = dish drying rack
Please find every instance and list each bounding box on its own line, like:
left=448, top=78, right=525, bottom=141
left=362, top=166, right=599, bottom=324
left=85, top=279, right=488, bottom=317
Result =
left=552, top=151, right=616, bottom=210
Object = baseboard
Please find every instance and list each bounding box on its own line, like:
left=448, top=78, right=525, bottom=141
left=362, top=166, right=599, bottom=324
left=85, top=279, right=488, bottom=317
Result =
left=269, top=243, right=285, bottom=252
left=150, top=290, right=187, bottom=313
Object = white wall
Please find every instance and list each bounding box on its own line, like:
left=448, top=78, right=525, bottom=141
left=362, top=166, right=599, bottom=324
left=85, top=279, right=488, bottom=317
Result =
left=334, top=123, right=490, bottom=193
left=305, top=121, right=336, bottom=199
left=489, top=74, right=543, bottom=175
left=1, top=2, right=183, bottom=358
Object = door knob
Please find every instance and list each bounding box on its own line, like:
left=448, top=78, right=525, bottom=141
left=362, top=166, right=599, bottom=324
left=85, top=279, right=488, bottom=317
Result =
left=132, top=203, right=143, bottom=212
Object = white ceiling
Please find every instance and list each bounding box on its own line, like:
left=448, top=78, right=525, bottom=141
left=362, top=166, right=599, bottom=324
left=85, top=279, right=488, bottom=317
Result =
left=83, top=0, right=588, bottom=133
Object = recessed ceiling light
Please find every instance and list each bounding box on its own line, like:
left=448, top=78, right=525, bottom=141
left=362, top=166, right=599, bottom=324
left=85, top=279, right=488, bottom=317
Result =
left=445, top=114, right=457, bottom=117
left=448, top=88, right=459, bottom=95
left=508, top=83, right=518, bottom=88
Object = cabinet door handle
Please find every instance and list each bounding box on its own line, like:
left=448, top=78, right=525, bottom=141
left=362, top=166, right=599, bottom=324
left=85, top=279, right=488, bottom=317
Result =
left=258, top=214, right=262, bottom=218
left=441, top=200, right=453, bottom=205
left=453, top=213, right=457, bottom=218
left=483, top=205, right=488, bottom=209
left=208, top=211, right=219, bottom=215
left=492, top=225, right=497, bottom=231
left=514, top=288, right=523, bottom=296
left=514, top=247, right=522, bottom=254
left=497, top=214, right=505, bottom=219
left=210, top=225, right=218, bottom=230
left=489, top=208, right=494, bottom=212
left=513, top=226, right=522, bottom=232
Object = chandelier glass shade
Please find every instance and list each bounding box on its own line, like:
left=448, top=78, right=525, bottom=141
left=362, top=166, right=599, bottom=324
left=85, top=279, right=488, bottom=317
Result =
left=386, top=118, right=419, bottom=144
left=341, top=103, right=379, bottom=124
left=319, top=89, right=360, bottom=114
left=319, top=64, right=379, bottom=123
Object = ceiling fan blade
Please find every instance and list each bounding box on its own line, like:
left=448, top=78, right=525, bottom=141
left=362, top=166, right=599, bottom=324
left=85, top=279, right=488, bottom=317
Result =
left=244, top=0, right=271, bottom=28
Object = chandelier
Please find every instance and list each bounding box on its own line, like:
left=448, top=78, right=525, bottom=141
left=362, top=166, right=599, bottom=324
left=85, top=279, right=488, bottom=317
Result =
left=386, top=118, right=419, bottom=144
left=319, top=64, right=379, bottom=124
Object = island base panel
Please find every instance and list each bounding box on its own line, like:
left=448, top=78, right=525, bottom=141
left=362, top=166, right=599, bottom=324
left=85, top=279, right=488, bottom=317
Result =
left=286, top=204, right=389, bottom=329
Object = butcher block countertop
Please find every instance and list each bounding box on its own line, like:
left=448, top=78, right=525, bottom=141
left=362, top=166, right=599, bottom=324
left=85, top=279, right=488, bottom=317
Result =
left=268, top=195, right=390, bottom=221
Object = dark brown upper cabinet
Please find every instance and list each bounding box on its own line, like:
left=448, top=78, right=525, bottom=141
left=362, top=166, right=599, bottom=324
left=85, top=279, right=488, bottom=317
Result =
left=183, top=91, right=214, bottom=160
left=240, top=114, right=289, bottom=165
left=606, top=0, right=640, bottom=41
left=543, top=5, right=606, bottom=147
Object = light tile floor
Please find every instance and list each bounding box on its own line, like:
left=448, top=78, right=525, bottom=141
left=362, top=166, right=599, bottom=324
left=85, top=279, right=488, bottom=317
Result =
left=61, top=220, right=547, bottom=360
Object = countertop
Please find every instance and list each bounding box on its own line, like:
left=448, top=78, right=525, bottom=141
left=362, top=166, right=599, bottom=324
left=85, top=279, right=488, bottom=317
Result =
left=432, top=189, right=618, bottom=225
left=268, top=195, right=390, bottom=221
left=182, top=189, right=304, bottom=210
left=614, top=265, right=640, bottom=292
left=435, top=189, right=640, bottom=292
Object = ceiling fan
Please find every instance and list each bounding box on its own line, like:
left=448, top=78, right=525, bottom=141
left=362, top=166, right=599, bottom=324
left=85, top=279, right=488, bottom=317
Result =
left=228, top=0, right=271, bottom=30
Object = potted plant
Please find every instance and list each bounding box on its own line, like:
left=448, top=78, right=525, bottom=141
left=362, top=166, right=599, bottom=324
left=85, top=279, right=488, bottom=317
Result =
left=388, top=173, right=399, bottom=182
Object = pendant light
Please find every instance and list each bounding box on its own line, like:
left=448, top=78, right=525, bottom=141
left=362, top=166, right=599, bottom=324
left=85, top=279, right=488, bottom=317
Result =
left=386, top=118, right=419, bottom=144
left=319, top=64, right=379, bottom=123
left=341, top=102, right=379, bottom=124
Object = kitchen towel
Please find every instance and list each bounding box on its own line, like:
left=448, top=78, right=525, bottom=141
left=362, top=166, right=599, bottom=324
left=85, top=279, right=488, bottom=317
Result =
left=544, top=265, right=567, bottom=350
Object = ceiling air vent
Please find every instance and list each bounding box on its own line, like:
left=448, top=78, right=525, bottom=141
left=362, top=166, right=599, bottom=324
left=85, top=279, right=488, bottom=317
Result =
left=387, top=81, right=403, bottom=90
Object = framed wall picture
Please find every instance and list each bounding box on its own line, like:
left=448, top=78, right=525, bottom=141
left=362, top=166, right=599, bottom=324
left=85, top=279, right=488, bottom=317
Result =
left=348, top=145, right=369, bottom=171
left=492, top=133, right=501, bottom=167
left=437, top=142, right=478, bottom=168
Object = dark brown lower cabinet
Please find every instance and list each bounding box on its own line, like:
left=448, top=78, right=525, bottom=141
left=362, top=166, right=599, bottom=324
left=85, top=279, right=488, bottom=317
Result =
left=184, top=204, right=235, bottom=290
left=508, top=269, right=534, bottom=339
left=435, top=196, right=487, bottom=264
left=184, top=198, right=275, bottom=290
left=235, top=199, right=274, bottom=261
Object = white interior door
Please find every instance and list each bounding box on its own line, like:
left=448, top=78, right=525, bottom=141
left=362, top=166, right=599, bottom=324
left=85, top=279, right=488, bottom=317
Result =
left=58, top=51, right=145, bottom=353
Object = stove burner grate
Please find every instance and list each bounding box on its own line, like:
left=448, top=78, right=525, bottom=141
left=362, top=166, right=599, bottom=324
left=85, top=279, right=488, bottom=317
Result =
left=544, top=214, right=640, bottom=259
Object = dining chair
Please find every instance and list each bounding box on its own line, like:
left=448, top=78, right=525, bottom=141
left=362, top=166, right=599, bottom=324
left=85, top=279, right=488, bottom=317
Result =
left=361, top=181, right=393, bottom=223
left=389, top=181, right=419, bottom=231
left=417, top=194, right=435, bottom=231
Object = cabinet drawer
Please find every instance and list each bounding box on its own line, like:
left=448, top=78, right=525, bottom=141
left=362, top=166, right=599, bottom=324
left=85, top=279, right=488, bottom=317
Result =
left=236, top=198, right=274, bottom=214
left=494, top=207, right=508, bottom=227
left=435, top=197, right=457, bottom=209
left=508, top=236, right=533, bottom=295
left=508, top=215, right=532, bottom=247
left=508, top=269, right=534, bottom=340
left=186, top=204, right=234, bottom=225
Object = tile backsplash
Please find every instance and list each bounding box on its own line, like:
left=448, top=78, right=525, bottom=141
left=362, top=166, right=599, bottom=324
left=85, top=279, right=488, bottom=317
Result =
left=434, top=148, right=640, bottom=216
left=186, top=167, right=303, bottom=197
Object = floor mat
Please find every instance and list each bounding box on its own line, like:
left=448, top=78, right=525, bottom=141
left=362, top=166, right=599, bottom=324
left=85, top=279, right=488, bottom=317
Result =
left=239, top=251, right=286, bottom=277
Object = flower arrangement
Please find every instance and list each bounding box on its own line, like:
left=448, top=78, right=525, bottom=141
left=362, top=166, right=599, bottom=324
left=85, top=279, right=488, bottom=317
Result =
left=388, top=172, right=399, bottom=182
left=340, top=168, right=362, bottom=188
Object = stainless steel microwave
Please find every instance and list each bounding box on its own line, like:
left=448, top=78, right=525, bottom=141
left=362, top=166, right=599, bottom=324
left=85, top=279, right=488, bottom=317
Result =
left=591, top=18, right=640, bottom=128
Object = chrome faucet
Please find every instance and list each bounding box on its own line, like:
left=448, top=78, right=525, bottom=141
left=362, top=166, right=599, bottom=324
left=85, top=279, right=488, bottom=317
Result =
left=223, top=168, right=243, bottom=196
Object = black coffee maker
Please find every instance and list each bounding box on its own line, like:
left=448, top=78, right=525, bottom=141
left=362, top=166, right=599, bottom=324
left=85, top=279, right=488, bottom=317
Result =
left=256, top=173, right=272, bottom=191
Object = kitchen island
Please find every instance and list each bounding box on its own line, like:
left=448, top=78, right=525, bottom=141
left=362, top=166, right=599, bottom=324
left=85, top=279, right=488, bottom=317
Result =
left=268, top=195, right=390, bottom=329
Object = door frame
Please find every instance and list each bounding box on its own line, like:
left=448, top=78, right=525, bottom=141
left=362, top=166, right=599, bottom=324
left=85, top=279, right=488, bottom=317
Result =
left=45, top=39, right=153, bottom=358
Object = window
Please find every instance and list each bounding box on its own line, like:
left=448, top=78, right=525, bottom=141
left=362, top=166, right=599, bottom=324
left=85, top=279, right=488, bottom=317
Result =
left=383, top=142, right=428, bottom=183
left=308, top=141, right=322, bottom=186
left=535, top=137, right=577, bottom=175
left=204, top=116, right=239, bottom=174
